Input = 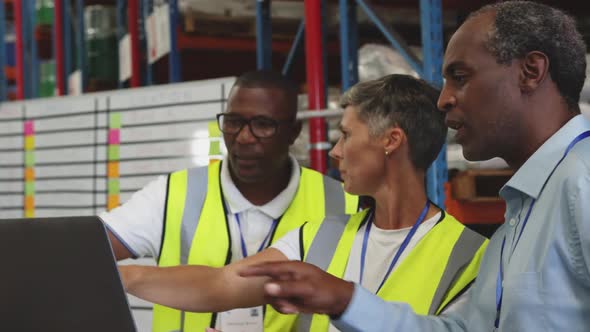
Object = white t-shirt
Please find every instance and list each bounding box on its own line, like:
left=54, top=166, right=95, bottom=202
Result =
left=100, top=156, right=301, bottom=261
left=272, top=211, right=470, bottom=331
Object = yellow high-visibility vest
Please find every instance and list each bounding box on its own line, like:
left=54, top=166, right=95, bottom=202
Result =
left=265, top=209, right=488, bottom=332
left=153, top=161, right=358, bottom=332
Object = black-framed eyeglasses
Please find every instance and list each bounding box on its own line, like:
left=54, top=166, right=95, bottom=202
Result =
left=216, top=113, right=292, bottom=138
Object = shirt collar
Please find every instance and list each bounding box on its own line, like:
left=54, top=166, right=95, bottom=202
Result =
left=501, top=114, right=590, bottom=200
left=220, top=155, right=301, bottom=219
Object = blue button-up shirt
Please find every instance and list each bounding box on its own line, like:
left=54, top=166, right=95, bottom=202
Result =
left=333, top=114, right=590, bottom=332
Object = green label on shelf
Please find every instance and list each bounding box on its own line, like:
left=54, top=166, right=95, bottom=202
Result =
left=25, top=151, right=35, bottom=166
left=108, top=179, right=120, bottom=195
left=25, top=182, right=35, bottom=195
left=108, top=145, right=120, bottom=160
left=110, top=113, right=121, bottom=129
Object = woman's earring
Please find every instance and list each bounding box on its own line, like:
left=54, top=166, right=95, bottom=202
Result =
left=385, top=150, right=390, bottom=156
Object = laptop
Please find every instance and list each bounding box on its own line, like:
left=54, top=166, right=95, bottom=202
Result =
left=0, top=216, right=137, bottom=332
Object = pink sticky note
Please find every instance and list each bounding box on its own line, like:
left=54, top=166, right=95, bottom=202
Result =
left=24, top=121, right=34, bottom=136
left=108, top=129, right=120, bottom=145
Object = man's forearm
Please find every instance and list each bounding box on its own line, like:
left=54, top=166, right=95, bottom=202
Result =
left=120, top=249, right=286, bottom=312
left=122, top=265, right=236, bottom=311
left=332, top=284, right=467, bottom=332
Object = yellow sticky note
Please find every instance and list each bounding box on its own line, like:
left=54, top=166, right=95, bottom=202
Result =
left=25, top=136, right=35, bottom=150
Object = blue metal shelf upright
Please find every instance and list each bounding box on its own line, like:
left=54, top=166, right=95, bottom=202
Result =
left=136, top=0, right=181, bottom=85
left=75, top=0, right=87, bottom=92
left=11, top=0, right=38, bottom=99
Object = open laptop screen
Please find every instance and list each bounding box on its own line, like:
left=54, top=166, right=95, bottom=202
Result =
left=0, top=216, right=136, bottom=332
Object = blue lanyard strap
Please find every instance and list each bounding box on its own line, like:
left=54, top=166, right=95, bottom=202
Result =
left=360, top=200, right=430, bottom=293
left=494, top=130, right=590, bottom=328
left=235, top=213, right=278, bottom=258
left=494, top=237, right=506, bottom=329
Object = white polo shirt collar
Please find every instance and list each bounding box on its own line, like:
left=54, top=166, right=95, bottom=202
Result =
left=220, top=155, right=301, bottom=220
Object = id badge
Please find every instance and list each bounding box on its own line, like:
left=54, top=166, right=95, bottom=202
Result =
left=219, top=306, right=263, bottom=332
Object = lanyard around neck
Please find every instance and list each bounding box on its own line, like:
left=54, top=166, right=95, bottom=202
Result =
left=494, top=130, right=590, bottom=329
left=235, top=213, right=278, bottom=258
left=359, top=200, right=430, bottom=293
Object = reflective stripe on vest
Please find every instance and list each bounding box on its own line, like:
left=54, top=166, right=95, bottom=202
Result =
left=323, top=179, right=346, bottom=216
left=181, top=166, right=208, bottom=265
left=429, top=226, right=487, bottom=314
left=154, top=161, right=359, bottom=332
left=297, top=209, right=488, bottom=332
left=304, top=215, right=348, bottom=271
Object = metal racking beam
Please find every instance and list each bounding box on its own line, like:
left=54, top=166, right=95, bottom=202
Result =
left=339, top=0, right=358, bottom=91
left=15, top=0, right=25, bottom=99
left=76, top=0, right=87, bottom=92
left=355, top=0, right=424, bottom=77
left=168, top=0, right=180, bottom=82
left=128, top=0, right=141, bottom=87
left=282, top=19, right=305, bottom=77
left=141, top=0, right=153, bottom=85
left=421, top=0, right=446, bottom=207
left=305, top=0, right=328, bottom=173
left=256, top=0, right=272, bottom=70
left=54, top=0, right=64, bottom=95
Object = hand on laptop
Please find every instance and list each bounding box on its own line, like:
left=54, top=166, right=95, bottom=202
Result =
left=239, top=261, right=354, bottom=317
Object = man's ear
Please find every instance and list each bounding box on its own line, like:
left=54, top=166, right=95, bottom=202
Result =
left=519, top=51, right=549, bottom=94
left=383, top=127, right=405, bottom=155
left=288, top=120, right=303, bottom=145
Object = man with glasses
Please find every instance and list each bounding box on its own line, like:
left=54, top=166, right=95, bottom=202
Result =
left=99, top=70, right=358, bottom=332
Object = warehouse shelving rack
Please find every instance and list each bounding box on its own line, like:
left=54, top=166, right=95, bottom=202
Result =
left=2, top=0, right=447, bottom=206
left=253, top=0, right=447, bottom=206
